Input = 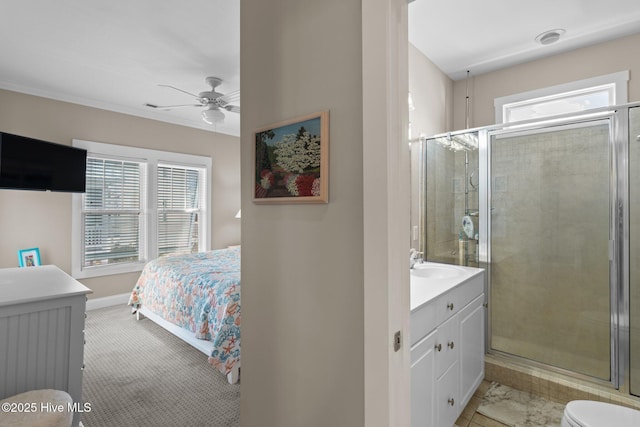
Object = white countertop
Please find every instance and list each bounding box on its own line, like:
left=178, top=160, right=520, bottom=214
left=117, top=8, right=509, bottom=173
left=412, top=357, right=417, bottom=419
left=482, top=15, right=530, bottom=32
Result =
left=410, top=262, right=484, bottom=312
left=0, top=265, right=92, bottom=307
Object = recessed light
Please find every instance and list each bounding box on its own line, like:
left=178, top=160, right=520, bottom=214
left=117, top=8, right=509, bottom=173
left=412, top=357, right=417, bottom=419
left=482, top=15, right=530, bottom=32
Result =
left=535, top=29, right=566, bottom=45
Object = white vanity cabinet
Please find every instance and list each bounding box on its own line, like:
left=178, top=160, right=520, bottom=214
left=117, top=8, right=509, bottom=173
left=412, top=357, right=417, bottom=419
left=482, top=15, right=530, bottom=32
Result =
left=410, top=265, right=484, bottom=427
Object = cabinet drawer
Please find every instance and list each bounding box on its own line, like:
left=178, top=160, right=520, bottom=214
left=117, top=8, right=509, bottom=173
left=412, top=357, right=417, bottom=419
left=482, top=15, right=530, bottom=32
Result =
left=411, top=299, right=437, bottom=346
left=457, top=274, right=484, bottom=310
left=436, top=273, right=484, bottom=324
left=435, top=290, right=459, bottom=324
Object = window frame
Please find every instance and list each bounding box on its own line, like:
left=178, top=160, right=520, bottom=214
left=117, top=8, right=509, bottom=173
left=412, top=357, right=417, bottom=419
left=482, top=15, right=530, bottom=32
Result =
left=494, top=70, right=629, bottom=124
left=71, top=140, right=211, bottom=279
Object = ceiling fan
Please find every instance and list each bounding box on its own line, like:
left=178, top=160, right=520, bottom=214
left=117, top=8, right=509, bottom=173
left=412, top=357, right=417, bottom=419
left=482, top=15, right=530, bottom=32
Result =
left=145, top=76, right=240, bottom=124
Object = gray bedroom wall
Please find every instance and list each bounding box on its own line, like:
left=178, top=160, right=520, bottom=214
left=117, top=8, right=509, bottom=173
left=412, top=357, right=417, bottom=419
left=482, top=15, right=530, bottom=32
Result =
left=0, top=89, right=240, bottom=299
left=239, top=0, right=365, bottom=425
left=240, top=0, right=411, bottom=426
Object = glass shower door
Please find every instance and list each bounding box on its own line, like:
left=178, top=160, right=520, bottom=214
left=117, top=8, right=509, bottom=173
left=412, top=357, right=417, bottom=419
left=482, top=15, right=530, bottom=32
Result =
left=630, top=107, right=640, bottom=395
left=489, top=121, right=612, bottom=380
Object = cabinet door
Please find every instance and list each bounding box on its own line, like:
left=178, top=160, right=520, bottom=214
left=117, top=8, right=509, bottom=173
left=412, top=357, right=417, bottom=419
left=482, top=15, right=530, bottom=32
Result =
left=459, top=294, right=485, bottom=410
left=411, top=330, right=436, bottom=427
left=436, top=361, right=459, bottom=427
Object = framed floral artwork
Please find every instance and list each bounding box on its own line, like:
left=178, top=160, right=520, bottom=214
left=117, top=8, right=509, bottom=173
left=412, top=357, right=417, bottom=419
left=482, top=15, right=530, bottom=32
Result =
left=18, top=247, right=41, bottom=267
left=253, top=111, right=329, bottom=204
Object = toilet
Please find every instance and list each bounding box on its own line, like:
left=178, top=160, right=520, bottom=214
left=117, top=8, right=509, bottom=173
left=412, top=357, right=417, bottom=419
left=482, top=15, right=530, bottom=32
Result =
left=562, top=400, right=640, bottom=427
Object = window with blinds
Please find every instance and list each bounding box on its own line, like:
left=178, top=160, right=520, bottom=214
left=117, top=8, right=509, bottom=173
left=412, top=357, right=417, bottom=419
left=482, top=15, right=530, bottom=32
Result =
left=72, top=139, right=212, bottom=279
left=157, top=165, right=202, bottom=256
left=82, top=158, right=144, bottom=267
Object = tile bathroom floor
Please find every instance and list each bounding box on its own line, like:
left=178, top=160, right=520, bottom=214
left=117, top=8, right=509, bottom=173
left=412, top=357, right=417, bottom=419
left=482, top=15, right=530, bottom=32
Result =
left=455, top=380, right=510, bottom=427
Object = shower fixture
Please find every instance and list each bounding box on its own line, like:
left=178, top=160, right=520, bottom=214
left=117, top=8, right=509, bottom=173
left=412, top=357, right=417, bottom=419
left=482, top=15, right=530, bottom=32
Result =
left=432, top=132, right=478, bottom=151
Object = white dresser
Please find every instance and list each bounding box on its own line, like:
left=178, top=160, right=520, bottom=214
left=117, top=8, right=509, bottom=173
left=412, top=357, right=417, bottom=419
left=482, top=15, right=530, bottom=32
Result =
left=0, top=265, right=92, bottom=427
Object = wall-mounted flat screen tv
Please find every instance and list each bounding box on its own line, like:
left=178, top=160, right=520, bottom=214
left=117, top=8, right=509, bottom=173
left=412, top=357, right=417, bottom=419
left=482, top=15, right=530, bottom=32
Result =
left=0, top=132, right=87, bottom=193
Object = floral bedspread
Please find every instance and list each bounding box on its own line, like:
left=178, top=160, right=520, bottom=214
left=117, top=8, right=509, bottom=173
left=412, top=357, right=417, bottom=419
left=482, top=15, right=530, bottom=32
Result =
left=128, top=246, right=240, bottom=376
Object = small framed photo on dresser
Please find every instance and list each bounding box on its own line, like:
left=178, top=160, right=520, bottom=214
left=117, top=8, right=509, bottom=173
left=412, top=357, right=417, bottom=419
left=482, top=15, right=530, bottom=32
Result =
left=18, top=247, right=41, bottom=267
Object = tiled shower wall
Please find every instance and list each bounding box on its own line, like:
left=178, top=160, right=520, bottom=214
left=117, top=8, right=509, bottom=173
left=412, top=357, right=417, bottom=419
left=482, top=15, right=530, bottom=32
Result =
left=425, top=140, right=479, bottom=266
left=425, top=141, right=456, bottom=262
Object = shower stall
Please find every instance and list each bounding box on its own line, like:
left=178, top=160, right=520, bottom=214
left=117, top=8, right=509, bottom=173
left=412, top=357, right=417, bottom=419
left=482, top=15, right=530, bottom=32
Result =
left=416, top=102, right=640, bottom=395
left=419, top=131, right=480, bottom=267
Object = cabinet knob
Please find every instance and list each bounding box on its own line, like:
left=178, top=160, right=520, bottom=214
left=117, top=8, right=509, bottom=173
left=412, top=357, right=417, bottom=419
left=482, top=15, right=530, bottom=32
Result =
left=447, top=303, right=454, bottom=310
left=434, top=343, right=442, bottom=351
left=448, top=341, right=455, bottom=349
left=448, top=398, right=455, bottom=406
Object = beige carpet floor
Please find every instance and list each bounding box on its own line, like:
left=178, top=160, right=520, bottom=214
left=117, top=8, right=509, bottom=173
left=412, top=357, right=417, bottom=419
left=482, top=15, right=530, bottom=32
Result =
left=81, top=305, right=239, bottom=426
left=477, top=382, right=564, bottom=427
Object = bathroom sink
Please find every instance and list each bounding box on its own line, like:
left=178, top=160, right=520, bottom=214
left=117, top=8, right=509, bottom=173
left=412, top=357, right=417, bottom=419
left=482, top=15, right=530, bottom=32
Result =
left=410, top=261, right=484, bottom=312
left=411, top=263, right=467, bottom=280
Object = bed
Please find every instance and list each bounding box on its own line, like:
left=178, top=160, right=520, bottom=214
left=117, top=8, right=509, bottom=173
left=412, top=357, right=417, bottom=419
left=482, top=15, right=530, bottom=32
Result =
left=128, top=246, right=240, bottom=384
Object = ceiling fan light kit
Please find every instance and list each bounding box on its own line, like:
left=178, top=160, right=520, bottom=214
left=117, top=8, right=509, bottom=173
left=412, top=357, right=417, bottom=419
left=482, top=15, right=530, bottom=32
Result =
left=146, top=76, right=240, bottom=125
left=202, top=107, right=226, bottom=124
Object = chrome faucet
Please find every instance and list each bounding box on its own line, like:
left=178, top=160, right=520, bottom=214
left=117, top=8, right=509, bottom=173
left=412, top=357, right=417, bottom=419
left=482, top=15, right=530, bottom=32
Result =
left=409, top=248, right=424, bottom=269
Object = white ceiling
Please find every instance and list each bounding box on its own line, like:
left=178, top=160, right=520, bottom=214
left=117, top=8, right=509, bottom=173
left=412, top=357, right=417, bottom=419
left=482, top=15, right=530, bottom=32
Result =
left=409, top=0, right=640, bottom=81
left=0, top=0, right=240, bottom=136
left=1, top=1, right=639, bottom=137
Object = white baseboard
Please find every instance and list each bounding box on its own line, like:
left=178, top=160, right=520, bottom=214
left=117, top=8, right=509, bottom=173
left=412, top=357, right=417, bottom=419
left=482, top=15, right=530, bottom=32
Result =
left=86, top=292, right=130, bottom=311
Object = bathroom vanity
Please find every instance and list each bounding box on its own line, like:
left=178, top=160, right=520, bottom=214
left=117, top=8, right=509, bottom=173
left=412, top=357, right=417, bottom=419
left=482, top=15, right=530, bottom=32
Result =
left=410, top=262, right=485, bottom=427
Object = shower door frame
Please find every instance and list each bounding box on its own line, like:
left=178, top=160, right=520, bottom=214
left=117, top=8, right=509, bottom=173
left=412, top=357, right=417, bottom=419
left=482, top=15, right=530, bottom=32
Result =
left=478, top=105, right=637, bottom=390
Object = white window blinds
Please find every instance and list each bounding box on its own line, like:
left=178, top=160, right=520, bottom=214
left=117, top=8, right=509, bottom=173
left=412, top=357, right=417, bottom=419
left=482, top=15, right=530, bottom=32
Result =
left=157, top=165, right=201, bottom=256
left=82, top=158, right=144, bottom=267
left=72, top=139, right=212, bottom=279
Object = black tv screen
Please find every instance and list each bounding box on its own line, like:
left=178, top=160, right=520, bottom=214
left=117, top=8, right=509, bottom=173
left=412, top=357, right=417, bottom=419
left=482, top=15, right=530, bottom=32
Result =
left=0, top=132, right=87, bottom=193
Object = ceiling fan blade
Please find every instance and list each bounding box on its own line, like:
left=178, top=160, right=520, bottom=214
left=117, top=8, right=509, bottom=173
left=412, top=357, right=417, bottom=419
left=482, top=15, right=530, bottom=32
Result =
left=144, top=103, right=201, bottom=110
left=152, top=79, right=240, bottom=120
left=158, top=84, right=201, bottom=98
left=218, top=91, right=240, bottom=104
